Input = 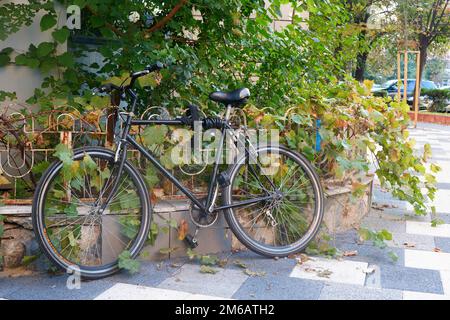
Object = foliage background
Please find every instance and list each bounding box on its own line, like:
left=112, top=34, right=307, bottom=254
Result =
left=0, top=0, right=439, bottom=217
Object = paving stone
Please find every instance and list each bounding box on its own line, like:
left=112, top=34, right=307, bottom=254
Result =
left=379, top=264, right=444, bottom=294
left=2, top=274, right=115, bottom=300
left=385, top=232, right=436, bottom=251
left=435, top=212, right=450, bottom=224
left=403, top=291, right=450, bottom=300
left=229, top=251, right=297, bottom=276
left=105, top=259, right=174, bottom=287
left=290, top=256, right=368, bottom=286
left=406, top=221, right=450, bottom=238
left=318, top=282, right=402, bottom=300
left=405, top=249, right=450, bottom=271
left=232, top=275, right=323, bottom=300
left=157, top=263, right=248, bottom=298
left=334, top=241, right=405, bottom=266
left=434, top=237, right=450, bottom=253
left=440, top=270, right=450, bottom=296
left=361, top=216, right=406, bottom=233
left=94, top=283, right=229, bottom=300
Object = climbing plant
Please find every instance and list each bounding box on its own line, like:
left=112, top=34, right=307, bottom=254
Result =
left=0, top=0, right=439, bottom=267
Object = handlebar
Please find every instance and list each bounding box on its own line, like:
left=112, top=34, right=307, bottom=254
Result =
left=96, top=61, right=166, bottom=94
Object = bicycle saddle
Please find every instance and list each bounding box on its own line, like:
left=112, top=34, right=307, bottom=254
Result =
left=209, top=88, right=250, bottom=106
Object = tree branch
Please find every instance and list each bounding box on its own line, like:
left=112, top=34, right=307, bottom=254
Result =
left=144, top=0, right=189, bottom=34
left=85, top=5, right=124, bottom=37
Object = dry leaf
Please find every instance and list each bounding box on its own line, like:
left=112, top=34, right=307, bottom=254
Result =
left=233, top=260, right=248, bottom=269
left=177, top=219, right=189, bottom=240
left=200, top=265, right=218, bottom=274
left=433, top=247, right=441, bottom=253
left=296, top=254, right=310, bottom=265
left=316, top=269, right=332, bottom=278
left=343, top=250, right=358, bottom=257
left=363, top=267, right=375, bottom=274
left=244, top=268, right=266, bottom=277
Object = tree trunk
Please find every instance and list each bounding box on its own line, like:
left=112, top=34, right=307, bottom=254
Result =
left=412, top=35, right=429, bottom=108
left=354, top=51, right=369, bottom=82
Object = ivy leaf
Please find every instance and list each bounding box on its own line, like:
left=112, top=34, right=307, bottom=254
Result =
left=83, top=154, right=97, bottom=171
left=37, top=42, right=55, bottom=57
left=388, top=251, right=398, bottom=262
left=64, top=203, right=78, bottom=217
left=144, top=166, right=159, bottom=188
left=147, top=222, right=159, bottom=245
left=57, top=52, right=75, bottom=68
left=39, top=58, right=56, bottom=73
left=0, top=54, right=10, bottom=67
left=15, top=55, right=39, bottom=68
left=40, top=14, right=57, bottom=31
left=52, top=27, right=70, bottom=43
left=380, top=229, right=392, bottom=241
left=90, top=95, right=110, bottom=109
left=167, top=218, right=178, bottom=229
left=54, top=143, right=73, bottom=164
left=142, top=125, right=168, bottom=146
left=118, top=250, right=140, bottom=274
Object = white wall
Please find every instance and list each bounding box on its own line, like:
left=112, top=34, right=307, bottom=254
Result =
left=0, top=0, right=66, bottom=106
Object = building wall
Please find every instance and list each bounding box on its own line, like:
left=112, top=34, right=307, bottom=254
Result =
left=0, top=1, right=66, bottom=107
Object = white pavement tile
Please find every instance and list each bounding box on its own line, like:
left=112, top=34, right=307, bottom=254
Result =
left=440, top=271, right=450, bottom=296
left=289, top=257, right=368, bottom=286
left=405, top=249, right=450, bottom=271
left=403, top=291, right=450, bottom=300
left=406, top=221, right=450, bottom=238
left=94, top=283, right=230, bottom=300
left=158, top=264, right=248, bottom=298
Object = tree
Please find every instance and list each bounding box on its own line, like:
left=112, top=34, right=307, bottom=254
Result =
left=396, top=0, right=449, bottom=102
left=340, top=0, right=395, bottom=82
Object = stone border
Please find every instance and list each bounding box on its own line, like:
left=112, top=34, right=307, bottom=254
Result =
left=408, top=112, right=450, bottom=126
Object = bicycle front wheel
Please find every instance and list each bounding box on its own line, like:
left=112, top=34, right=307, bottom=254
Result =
left=32, top=147, right=151, bottom=279
left=223, top=145, right=324, bottom=257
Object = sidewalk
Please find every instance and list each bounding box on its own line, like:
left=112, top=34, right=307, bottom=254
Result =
left=1, top=122, right=449, bottom=300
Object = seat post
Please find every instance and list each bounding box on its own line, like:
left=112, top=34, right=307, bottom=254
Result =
left=224, top=104, right=233, bottom=121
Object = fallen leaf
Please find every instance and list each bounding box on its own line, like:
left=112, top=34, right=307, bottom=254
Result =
left=363, top=267, right=375, bottom=274
left=343, top=250, right=358, bottom=257
left=296, top=254, right=310, bottom=265
left=316, top=269, right=332, bottom=278
left=217, top=259, right=228, bottom=268
left=177, top=219, right=189, bottom=240
left=433, top=247, right=441, bottom=253
left=244, top=268, right=266, bottom=277
left=200, top=265, right=218, bottom=274
left=234, top=260, right=248, bottom=269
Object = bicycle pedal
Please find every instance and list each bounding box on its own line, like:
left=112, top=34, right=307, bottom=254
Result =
left=184, top=234, right=199, bottom=249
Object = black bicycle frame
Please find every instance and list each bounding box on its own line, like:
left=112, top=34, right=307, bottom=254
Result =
left=103, top=86, right=275, bottom=215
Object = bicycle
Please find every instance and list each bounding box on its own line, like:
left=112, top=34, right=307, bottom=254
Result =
left=32, top=62, right=324, bottom=279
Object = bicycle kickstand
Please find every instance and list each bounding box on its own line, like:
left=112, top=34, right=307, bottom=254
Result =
left=184, top=227, right=199, bottom=249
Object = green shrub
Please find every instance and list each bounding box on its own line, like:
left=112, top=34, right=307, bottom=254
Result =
left=422, top=88, right=450, bottom=112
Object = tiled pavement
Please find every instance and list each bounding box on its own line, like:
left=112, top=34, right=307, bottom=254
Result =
left=1, top=122, right=450, bottom=300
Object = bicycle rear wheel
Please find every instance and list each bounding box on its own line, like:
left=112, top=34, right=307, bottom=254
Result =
left=223, top=145, right=324, bottom=257
left=32, top=147, right=151, bottom=279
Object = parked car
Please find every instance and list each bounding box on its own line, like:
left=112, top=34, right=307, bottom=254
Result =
left=372, top=79, right=437, bottom=105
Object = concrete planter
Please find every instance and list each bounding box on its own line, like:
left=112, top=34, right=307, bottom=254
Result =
left=0, top=176, right=373, bottom=270
left=0, top=201, right=231, bottom=271
left=322, top=175, right=374, bottom=233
